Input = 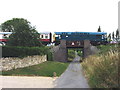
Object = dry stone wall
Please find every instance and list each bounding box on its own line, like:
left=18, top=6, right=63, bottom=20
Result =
left=0, top=55, right=47, bottom=71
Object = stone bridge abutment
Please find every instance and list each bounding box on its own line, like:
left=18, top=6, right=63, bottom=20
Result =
left=52, top=40, right=96, bottom=62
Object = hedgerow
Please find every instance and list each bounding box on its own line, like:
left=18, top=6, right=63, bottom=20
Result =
left=2, top=46, right=52, bottom=61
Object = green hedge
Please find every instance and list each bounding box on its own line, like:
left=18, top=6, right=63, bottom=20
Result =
left=2, top=46, right=50, bottom=58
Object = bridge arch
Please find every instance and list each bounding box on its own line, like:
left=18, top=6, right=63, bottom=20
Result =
left=52, top=40, right=93, bottom=62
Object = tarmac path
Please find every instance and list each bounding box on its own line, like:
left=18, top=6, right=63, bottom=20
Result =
left=54, top=54, right=90, bottom=88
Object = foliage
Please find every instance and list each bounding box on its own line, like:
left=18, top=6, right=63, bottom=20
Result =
left=97, top=44, right=116, bottom=55
left=1, top=61, right=69, bottom=77
left=1, top=18, right=42, bottom=47
left=67, top=49, right=75, bottom=62
left=112, top=32, right=115, bottom=40
left=2, top=46, right=49, bottom=58
left=1, top=18, right=31, bottom=32
left=97, top=26, right=101, bottom=32
left=107, top=33, right=111, bottom=42
left=116, top=29, right=119, bottom=38
left=47, top=51, right=53, bottom=61
left=77, top=49, right=83, bottom=57
left=116, top=29, right=119, bottom=41
left=82, top=45, right=119, bottom=88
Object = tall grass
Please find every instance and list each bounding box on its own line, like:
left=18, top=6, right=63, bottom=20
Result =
left=81, top=45, right=119, bottom=88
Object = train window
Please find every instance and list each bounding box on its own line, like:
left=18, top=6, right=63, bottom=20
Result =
left=62, top=32, right=67, bottom=35
left=102, top=35, right=104, bottom=39
left=72, top=32, right=75, bottom=35
left=55, top=35, right=59, bottom=37
left=3, top=34, right=8, bottom=38
left=96, top=35, right=101, bottom=36
left=104, top=34, right=107, bottom=38
left=96, top=35, right=101, bottom=39
left=81, top=33, right=83, bottom=35
left=45, top=35, right=48, bottom=39
left=84, top=33, right=88, bottom=35
left=41, top=35, right=44, bottom=38
left=59, top=35, right=61, bottom=39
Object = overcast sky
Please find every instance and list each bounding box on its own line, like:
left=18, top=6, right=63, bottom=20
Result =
left=0, top=0, right=119, bottom=34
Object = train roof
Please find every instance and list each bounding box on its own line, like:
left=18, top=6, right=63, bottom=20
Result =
left=39, top=32, right=51, bottom=34
left=0, top=32, right=12, bottom=34
left=54, top=32, right=107, bottom=35
left=0, top=32, right=51, bottom=34
left=0, top=31, right=107, bottom=35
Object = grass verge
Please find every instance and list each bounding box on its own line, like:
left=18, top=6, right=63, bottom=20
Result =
left=81, top=44, right=119, bottom=88
left=1, top=61, right=69, bottom=77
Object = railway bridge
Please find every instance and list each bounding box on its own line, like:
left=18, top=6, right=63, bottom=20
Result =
left=52, top=40, right=94, bottom=62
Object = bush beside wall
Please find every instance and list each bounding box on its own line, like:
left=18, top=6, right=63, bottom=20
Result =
left=2, top=46, right=49, bottom=58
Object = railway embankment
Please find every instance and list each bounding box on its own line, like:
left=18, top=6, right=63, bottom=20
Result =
left=81, top=44, right=119, bottom=88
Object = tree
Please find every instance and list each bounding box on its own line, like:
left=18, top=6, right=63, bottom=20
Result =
left=1, top=18, right=42, bottom=47
left=0, top=25, right=2, bottom=31
left=97, top=26, right=101, bottom=32
left=112, top=32, right=115, bottom=40
left=108, top=33, right=111, bottom=42
left=116, top=29, right=119, bottom=40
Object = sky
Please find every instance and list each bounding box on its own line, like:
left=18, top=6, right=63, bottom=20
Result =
left=0, top=0, right=119, bottom=35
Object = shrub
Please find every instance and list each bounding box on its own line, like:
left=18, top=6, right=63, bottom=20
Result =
left=68, top=49, right=75, bottom=62
left=47, top=51, right=53, bottom=61
left=2, top=46, right=49, bottom=58
left=77, top=50, right=83, bottom=57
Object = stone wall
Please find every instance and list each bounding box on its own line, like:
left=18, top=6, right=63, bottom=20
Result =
left=52, top=40, right=68, bottom=62
left=83, top=40, right=91, bottom=58
left=0, top=55, right=47, bottom=71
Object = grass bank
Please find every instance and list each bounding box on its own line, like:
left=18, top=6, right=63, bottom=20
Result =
left=81, top=44, right=119, bottom=88
left=1, top=61, right=69, bottom=77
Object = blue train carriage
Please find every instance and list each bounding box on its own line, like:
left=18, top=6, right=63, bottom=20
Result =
left=54, top=32, right=107, bottom=45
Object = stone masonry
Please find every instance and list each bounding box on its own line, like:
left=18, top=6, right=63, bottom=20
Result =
left=52, top=40, right=93, bottom=62
left=0, top=55, right=47, bottom=71
left=52, top=40, right=68, bottom=62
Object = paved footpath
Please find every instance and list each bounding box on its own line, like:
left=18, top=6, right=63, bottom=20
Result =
left=54, top=55, right=90, bottom=88
left=0, top=76, right=55, bottom=88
